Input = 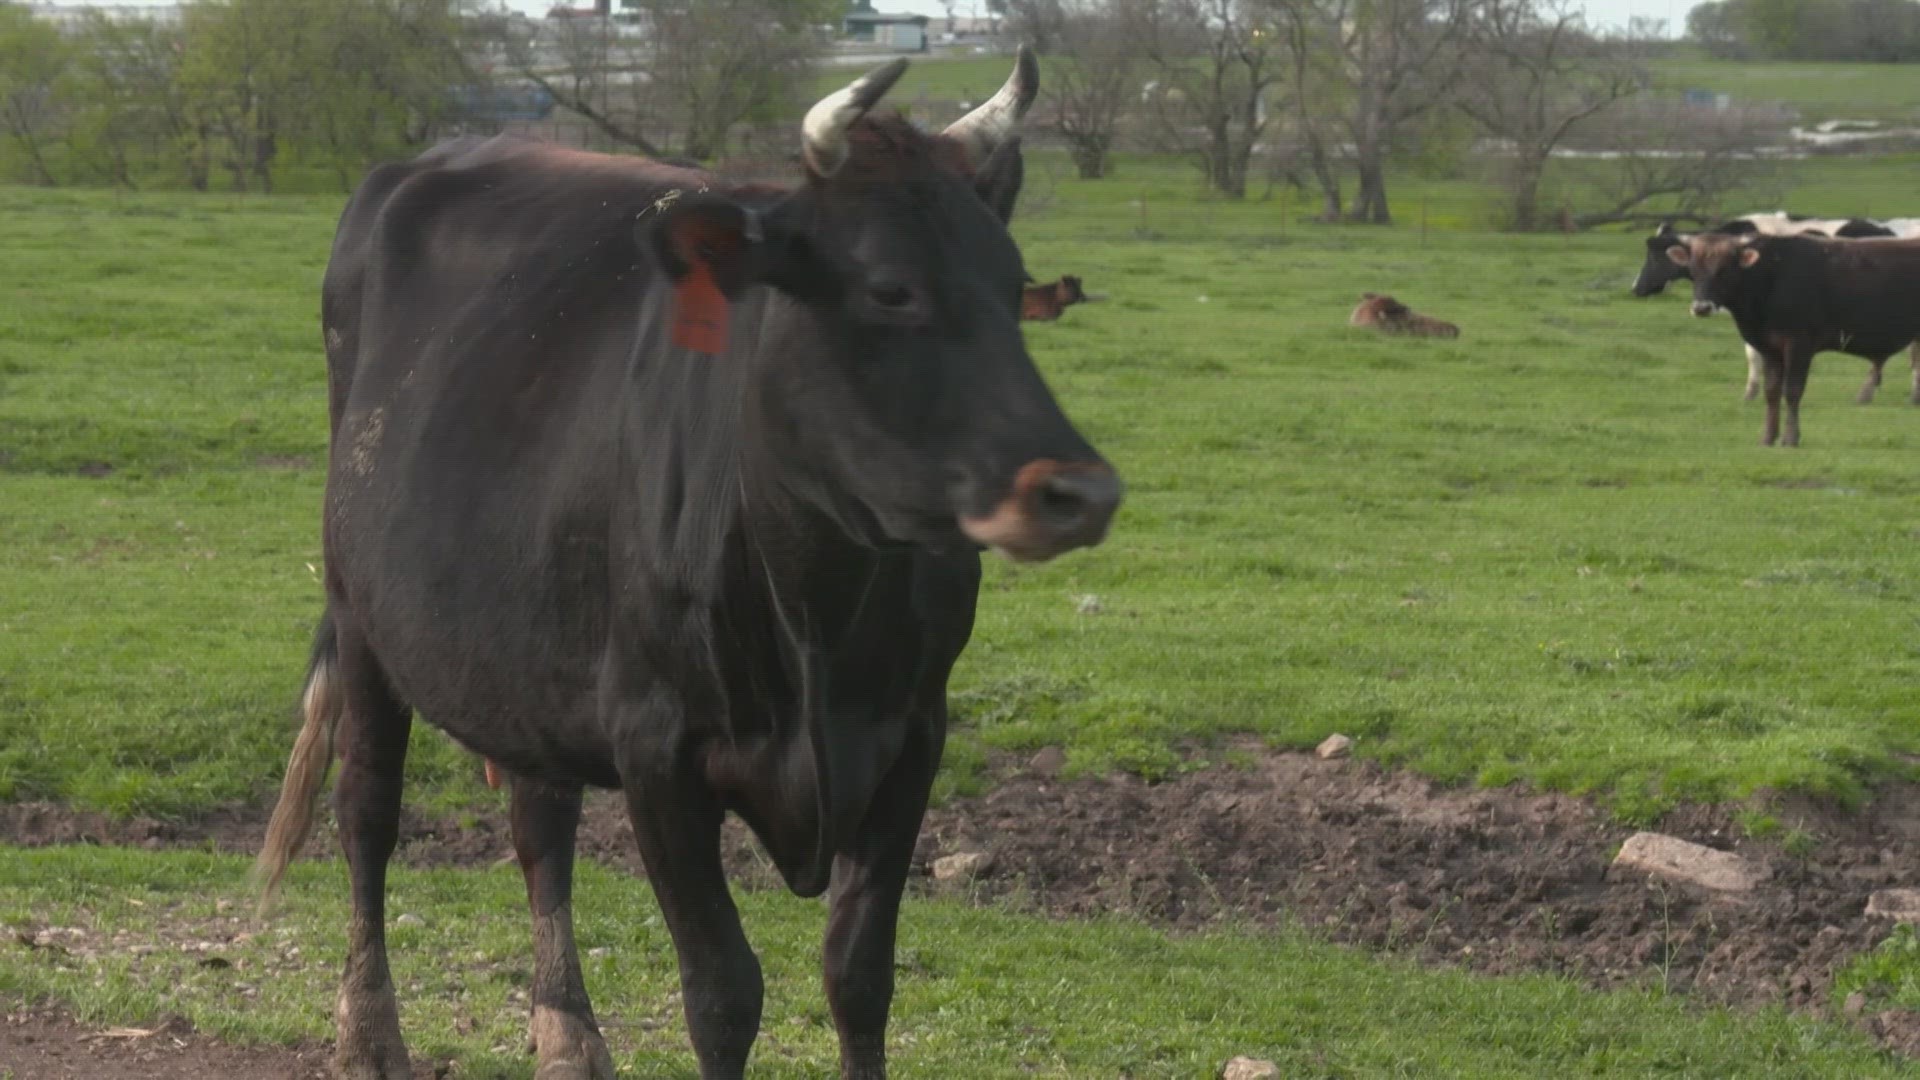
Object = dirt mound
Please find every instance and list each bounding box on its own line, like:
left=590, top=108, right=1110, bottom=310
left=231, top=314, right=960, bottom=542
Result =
left=0, top=1001, right=343, bottom=1080
left=7, top=748, right=1920, bottom=1053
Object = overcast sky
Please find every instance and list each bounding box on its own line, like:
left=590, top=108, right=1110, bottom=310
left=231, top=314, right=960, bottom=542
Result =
left=45, top=0, right=1702, bottom=38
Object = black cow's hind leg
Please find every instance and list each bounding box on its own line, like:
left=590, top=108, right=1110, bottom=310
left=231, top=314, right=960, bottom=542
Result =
left=1858, top=357, right=1885, bottom=405
left=1908, top=343, right=1919, bottom=406
left=622, top=765, right=762, bottom=1079
left=1783, top=350, right=1813, bottom=447
left=330, top=625, right=414, bottom=1080
left=1758, top=351, right=1785, bottom=446
left=512, top=778, right=616, bottom=1080
left=823, top=723, right=942, bottom=1080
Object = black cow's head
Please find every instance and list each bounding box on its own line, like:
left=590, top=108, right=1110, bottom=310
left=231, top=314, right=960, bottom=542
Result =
left=1633, top=222, right=1691, bottom=297
left=640, top=50, right=1119, bottom=563
left=1665, top=233, right=1768, bottom=317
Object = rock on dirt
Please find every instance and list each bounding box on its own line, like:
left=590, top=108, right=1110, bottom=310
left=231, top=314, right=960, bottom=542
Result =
left=931, top=851, right=995, bottom=882
left=1316, top=734, right=1353, bottom=760
left=1866, top=888, right=1920, bottom=922
left=1221, top=1056, right=1281, bottom=1079
left=1028, top=746, right=1068, bottom=778
left=1612, top=832, right=1766, bottom=893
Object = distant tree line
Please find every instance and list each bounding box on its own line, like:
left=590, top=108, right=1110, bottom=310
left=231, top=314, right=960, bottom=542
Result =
left=1010, top=0, right=1782, bottom=230
left=0, top=0, right=477, bottom=191
left=1, top=0, right=1791, bottom=230
left=0, top=0, right=828, bottom=191
left=1687, top=0, right=1920, bottom=61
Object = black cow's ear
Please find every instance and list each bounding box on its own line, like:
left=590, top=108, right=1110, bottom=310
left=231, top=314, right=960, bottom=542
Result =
left=1665, top=244, right=1691, bottom=267
left=640, top=194, right=775, bottom=355
left=974, top=135, right=1025, bottom=224
left=1739, top=246, right=1761, bottom=268
left=641, top=194, right=766, bottom=299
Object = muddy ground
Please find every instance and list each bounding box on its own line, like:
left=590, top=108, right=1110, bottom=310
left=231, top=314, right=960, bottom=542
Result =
left=0, top=1001, right=343, bottom=1080
left=7, top=746, right=1920, bottom=1067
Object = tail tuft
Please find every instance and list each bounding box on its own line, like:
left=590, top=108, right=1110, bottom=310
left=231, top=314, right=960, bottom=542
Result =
left=252, top=613, right=342, bottom=914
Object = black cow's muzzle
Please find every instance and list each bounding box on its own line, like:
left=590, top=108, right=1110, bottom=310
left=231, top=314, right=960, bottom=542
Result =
left=959, top=459, right=1122, bottom=563
left=1690, top=301, right=1718, bottom=318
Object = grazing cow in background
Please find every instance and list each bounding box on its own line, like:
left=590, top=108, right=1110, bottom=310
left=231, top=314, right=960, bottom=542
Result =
left=1669, top=231, right=1920, bottom=446
left=253, top=48, right=1122, bottom=1080
left=1020, top=274, right=1088, bottom=320
left=1633, top=214, right=1914, bottom=402
left=1349, top=292, right=1460, bottom=338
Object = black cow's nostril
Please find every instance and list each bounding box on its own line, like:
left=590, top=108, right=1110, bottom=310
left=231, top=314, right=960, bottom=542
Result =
left=1035, top=469, right=1123, bottom=532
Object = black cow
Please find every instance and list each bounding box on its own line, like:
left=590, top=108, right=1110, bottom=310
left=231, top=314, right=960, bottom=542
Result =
left=1668, top=231, right=1920, bottom=446
left=253, top=50, right=1121, bottom=1080
left=1635, top=216, right=1911, bottom=403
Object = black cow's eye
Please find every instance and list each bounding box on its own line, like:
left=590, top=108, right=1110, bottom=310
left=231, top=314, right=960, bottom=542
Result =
left=869, top=283, right=914, bottom=309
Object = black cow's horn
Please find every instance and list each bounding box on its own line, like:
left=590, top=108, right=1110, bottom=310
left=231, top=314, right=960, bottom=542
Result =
left=802, top=58, right=910, bottom=178
left=943, top=45, right=1039, bottom=163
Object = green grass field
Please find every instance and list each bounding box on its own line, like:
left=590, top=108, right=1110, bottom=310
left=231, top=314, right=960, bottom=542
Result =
left=7, top=153, right=1920, bottom=821
left=8, top=142, right=1920, bottom=1072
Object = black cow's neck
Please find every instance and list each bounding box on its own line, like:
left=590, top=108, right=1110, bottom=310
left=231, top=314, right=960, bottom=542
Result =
left=618, top=297, right=896, bottom=672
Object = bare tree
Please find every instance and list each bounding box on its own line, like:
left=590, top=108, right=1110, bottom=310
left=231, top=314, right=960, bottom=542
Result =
left=640, top=0, right=819, bottom=161
left=506, top=0, right=817, bottom=161
left=0, top=3, right=70, bottom=185
left=1335, top=0, right=1475, bottom=223
left=1264, top=0, right=1347, bottom=218
left=1049, top=0, right=1144, bottom=178
left=1569, top=98, right=1787, bottom=229
left=1005, top=0, right=1069, bottom=51
left=1252, top=0, right=1476, bottom=223
left=506, top=12, right=666, bottom=155
left=1456, top=0, right=1645, bottom=231
left=1139, top=0, right=1282, bottom=199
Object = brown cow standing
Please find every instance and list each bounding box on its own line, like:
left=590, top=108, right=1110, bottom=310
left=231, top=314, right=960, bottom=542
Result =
left=1021, top=274, right=1088, bottom=321
left=1349, top=292, right=1460, bottom=338
left=1669, top=231, right=1920, bottom=446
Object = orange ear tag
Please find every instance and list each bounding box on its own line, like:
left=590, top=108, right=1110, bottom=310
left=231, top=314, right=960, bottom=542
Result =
left=672, top=260, right=728, bottom=355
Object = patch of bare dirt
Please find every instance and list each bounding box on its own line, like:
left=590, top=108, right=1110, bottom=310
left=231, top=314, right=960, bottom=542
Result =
left=0, top=1001, right=351, bottom=1080
left=9, top=748, right=1920, bottom=1055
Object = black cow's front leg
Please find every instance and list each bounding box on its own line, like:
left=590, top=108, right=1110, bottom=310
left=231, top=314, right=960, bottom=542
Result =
left=330, top=627, right=415, bottom=1080
left=1782, top=350, right=1814, bottom=447
left=823, top=723, right=942, bottom=1080
left=621, top=761, right=762, bottom=1078
left=511, top=778, right=616, bottom=1080
left=1759, top=350, right=1786, bottom=446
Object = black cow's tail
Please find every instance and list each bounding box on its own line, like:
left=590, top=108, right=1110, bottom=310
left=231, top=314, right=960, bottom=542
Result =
left=252, top=608, right=343, bottom=912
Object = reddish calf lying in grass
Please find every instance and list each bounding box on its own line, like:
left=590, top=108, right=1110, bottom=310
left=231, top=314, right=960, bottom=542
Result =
left=1349, top=292, right=1460, bottom=338
left=1021, top=275, right=1090, bottom=321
